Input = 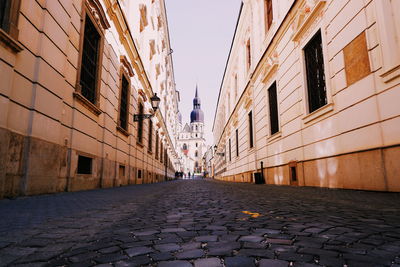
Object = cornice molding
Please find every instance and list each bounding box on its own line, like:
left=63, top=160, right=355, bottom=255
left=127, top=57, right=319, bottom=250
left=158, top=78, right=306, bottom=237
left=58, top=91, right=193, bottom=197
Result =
left=262, top=52, right=279, bottom=83
left=120, top=55, right=134, bottom=77
left=292, top=0, right=326, bottom=42
left=86, top=0, right=111, bottom=30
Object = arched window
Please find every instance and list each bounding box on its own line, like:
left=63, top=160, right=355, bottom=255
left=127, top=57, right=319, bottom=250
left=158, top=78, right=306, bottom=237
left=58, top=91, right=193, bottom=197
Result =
left=195, top=125, right=198, bottom=131
left=195, top=151, right=198, bottom=157
left=195, top=161, right=199, bottom=168
left=183, top=143, right=187, bottom=150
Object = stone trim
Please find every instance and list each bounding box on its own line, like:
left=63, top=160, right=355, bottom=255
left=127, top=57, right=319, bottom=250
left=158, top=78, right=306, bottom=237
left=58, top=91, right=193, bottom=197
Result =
left=216, top=144, right=400, bottom=192
left=73, top=91, right=102, bottom=116
left=120, top=55, right=134, bottom=77
left=0, top=0, right=22, bottom=53
left=292, top=0, right=326, bottom=42
left=116, top=125, right=129, bottom=137
left=85, top=0, right=111, bottom=30
left=0, top=28, right=22, bottom=52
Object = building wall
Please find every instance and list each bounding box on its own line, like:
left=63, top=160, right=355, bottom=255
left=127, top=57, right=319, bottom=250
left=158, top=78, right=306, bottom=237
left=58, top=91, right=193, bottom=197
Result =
left=0, top=0, right=180, bottom=198
left=176, top=122, right=206, bottom=175
left=213, top=0, right=400, bottom=191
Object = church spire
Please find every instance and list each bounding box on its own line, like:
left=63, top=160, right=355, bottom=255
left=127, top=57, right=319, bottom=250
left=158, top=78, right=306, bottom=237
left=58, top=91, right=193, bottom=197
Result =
left=193, top=85, right=201, bottom=109
left=190, top=84, right=204, bottom=123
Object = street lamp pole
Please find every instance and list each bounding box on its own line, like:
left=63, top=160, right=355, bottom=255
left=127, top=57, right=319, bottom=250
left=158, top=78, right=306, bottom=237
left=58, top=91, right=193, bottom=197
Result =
left=133, top=93, right=161, bottom=121
left=261, top=161, right=264, bottom=184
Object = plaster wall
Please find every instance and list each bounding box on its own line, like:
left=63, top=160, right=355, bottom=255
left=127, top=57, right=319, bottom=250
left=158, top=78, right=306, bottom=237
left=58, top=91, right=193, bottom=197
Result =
left=0, top=0, right=178, bottom=198
left=213, top=0, right=400, bottom=191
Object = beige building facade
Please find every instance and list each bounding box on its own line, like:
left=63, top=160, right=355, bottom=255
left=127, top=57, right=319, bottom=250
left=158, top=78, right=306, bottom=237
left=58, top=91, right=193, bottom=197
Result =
left=0, top=0, right=181, bottom=198
left=213, top=0, right=400, bottom=191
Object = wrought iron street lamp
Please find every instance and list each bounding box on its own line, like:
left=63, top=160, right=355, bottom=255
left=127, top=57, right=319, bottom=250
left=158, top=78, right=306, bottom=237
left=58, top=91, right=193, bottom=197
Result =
left=213, top=145, right=225, bottom=157
left=134, top=93, right=161, bottom=121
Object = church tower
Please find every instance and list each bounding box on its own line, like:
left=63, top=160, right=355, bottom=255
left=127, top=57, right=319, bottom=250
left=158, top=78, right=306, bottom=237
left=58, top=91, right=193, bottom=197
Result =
left=176, top=85, right=207, bottom=175
left=190, top=85, right=204, bottom=139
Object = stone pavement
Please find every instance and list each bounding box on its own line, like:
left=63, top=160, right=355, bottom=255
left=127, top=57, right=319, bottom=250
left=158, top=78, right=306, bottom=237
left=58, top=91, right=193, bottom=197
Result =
left=1, top=179, right=400, bottom=267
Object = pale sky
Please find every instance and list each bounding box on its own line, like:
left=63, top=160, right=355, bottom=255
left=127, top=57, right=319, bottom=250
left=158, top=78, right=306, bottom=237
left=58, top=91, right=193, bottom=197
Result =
left=165, top=0, right=242, bottom=146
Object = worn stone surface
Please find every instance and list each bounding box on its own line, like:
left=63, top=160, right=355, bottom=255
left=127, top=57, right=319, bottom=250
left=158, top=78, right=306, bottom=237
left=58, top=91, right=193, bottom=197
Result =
left=0, top=179, right=400, bottom=266
left=259, top=259, right=289, bottom=267
left=193, top=257, right=222, bottom=267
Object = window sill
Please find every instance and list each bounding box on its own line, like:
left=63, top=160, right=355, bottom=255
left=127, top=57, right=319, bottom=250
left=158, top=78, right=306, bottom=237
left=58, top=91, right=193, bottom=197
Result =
left=136, top=141, right=144, bottom=148
left=302, top=102, right=334, bottom=124
left=76, top=173, right=93, bottom=177
left=148, top=150, right=153, bottom=155
left=380, top=64, right=400, bottom=83
left=73, top=92, right=102, bottom=116
left=117, top=125, right=129, bottom=137
left=267, top=131, right=282, bottom=143
left=0, top=29, right=23, bottom=53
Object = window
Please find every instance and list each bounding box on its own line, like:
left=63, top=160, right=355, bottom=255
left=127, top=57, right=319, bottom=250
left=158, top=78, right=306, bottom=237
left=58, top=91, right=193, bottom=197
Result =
left=291, top=166, right=297, bottom=182
left=164, top=149, right=168, bottom=167
left=183, top=143, right=187, bottom=150
left=0, top=1, right=10, bottom=31
left=264, top=0, right=273, bottom=33
left=80, top=15, right=101, bottom=104
left=195, top=151, right=198, bottom=157
left=227, top=93, right=231, bottom=115
left=148, top=120, right=153, bottom=152
left=0, top=0, right=22, bottom=51
left=137, top=102, right=144, bottom=144
left=196, top=143, right=198, bottom=147
left=234, top=74, right=238, bottom=100
left=268, top=82, right=279, bottom=135
left=236, top=129, right=239, bottom=157
left=119, top=75, right=129, bottom=130
left=139, top=4, right=148, bottom=32
left=119, top=165, right=125, bottom=178
left=138, top=169, right=142, bottom=179
left=77, top=155, right=92, bottom=174
left=304, top=30, right=327, bottom=113
left=229, top=139, right=232, bottom=161
left=246, top=39, right=251, bottom=70
left=248, top=111, right=254, bottom=148
left=160, top=142, right=163, bottom=162
left=155, top=133, right=159, bottom=159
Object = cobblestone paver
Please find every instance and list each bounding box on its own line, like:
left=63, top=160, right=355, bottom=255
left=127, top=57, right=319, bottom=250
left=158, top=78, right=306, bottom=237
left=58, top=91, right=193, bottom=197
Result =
left=1, top=179, right=400, bottom=266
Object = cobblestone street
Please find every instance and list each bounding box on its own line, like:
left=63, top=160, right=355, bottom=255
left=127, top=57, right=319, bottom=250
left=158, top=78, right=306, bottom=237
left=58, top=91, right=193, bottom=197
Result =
left=1, top=179, right=400, bottom=267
